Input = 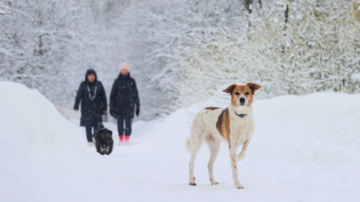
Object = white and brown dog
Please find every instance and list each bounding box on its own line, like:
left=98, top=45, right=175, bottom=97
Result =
left=186, top=83, right=261, bottom=189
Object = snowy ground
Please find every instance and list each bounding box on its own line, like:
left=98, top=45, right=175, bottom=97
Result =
left=0, top=81, right=360, bottom=202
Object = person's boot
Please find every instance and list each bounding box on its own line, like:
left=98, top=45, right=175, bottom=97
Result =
left=118, top=136, right=124, bottom=145
left=87, top=142, right=94, bottom=147
left=125, top=136, right=131, bottom=145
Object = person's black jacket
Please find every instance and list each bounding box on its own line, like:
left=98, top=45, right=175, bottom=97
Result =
left=109, top=73, right=140, bottom=119
left=74, top=69, right=107, bottom=126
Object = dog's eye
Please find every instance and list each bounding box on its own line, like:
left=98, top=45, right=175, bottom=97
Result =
left=235, top=92, right=240, bottom=95
left=245, top=92, right=250, bottom=95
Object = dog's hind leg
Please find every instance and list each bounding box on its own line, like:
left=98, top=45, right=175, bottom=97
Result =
left=189, top=152, right=199, bottom=186
left=206, top=135, right=221, bottom=185
left=188, top=139, right=202, bottom=186
left=188, top=122, right=204, bottom=186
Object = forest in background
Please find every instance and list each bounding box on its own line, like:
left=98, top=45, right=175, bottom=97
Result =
left=1, top=0, right=360, bottom=119
left=175, top=0, right=360, bottom=107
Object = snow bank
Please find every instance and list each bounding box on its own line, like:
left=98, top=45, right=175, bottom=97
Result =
left=253, top=93, right=360, bottom=165
left=0, top=82, right=92, bottom=201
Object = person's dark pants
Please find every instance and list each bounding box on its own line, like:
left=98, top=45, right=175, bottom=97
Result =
left=117, top=116, right=132, bottom=136
left=85, top=125, right=99, bottom=142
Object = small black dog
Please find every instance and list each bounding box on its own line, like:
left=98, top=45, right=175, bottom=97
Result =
left=95, top=123, right=114, bottom=155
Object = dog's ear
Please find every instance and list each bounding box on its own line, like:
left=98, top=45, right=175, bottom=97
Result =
left=98, top=123, right=104, bottom=129
left=223, top=84, right=237, bottom=94
left=246, top=83, right=261, bottom=94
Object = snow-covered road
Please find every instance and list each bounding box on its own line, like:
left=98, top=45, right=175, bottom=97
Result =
left=1, top=82, right=359, bottom=202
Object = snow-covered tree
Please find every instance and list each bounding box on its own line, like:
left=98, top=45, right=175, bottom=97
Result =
left=0, top=0, right=100, bottom=105
left=175, top=0, right=360, bottom=108
left=3, top=0, right=359, bottom=118
left=88, top=0, right=249, bottom=115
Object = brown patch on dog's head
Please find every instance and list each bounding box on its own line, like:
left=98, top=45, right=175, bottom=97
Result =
left=246, top=83, right=261, bottom=94
left=223, top=84, right=237, bottom=94
left=205, top=107, right=220, bottom=111
left=223, top=83, right=261, bottom=107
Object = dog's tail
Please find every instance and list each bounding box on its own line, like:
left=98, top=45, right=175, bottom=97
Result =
left=185, top=137, right=191, bottom=153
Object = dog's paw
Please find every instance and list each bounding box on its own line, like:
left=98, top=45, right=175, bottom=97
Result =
left=189, top=177, right=196, bottom=186
left=235, top=154, right=245, bottom=162
left=189, top=182, right=197, bottom=186
left=209, top=178, right=219, bottom=185
left=235, top=184, right=244, bottom=189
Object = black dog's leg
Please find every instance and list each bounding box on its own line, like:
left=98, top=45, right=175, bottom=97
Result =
left=107, top=139, right=114, bottom=155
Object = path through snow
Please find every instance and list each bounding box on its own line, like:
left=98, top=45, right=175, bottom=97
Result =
left=1, top=82, right=359, bottom=202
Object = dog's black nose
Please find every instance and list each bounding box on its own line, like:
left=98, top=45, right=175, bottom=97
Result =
left=240, top=97, right=245, bottom=104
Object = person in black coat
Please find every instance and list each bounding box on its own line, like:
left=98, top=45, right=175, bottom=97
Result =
left=74, top=69, right=107, bottom=146
left=110, top=63, right=140, bottom=145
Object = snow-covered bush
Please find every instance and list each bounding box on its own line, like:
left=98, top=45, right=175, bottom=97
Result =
left=175, top=0, right=360, bottom=108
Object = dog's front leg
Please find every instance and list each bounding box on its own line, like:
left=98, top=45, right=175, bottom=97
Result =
left=236, top=139, right=250, bottom=162
left=230, top=142, right=244, bottom=189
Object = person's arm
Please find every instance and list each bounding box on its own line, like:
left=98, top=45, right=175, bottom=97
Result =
left=100, top=83, right=107, bottom=113
left=109, top=80, right=118, bottom=116
left=74, top=83, right=84, bottom=110
left=133, top=80, right=140, bottom=116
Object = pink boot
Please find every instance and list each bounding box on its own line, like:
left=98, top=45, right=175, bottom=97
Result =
left=118, top=136, right=124, bottom=145
left=125, top=136, right=131, bottom=145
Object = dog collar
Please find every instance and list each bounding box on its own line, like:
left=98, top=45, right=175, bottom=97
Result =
left=234, top=111, right=247, bottom=118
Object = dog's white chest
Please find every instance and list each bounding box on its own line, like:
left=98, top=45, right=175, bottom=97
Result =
left=231, top=116, right=254, bottom=138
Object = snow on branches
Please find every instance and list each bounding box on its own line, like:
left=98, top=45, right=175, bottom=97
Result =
left=0, top=3, right=11, bottom=15
left=0, top=0, right=100, bottom=106
left=175, top=0, right=360, bottom=108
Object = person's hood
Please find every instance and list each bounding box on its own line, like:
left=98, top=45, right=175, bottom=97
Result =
left=85, top=69, right=97, bottom=83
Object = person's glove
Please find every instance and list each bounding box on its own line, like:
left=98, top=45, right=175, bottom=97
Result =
left=110, top=106, right=116, bottom=117
left=136, top=106, right=140, bottom=117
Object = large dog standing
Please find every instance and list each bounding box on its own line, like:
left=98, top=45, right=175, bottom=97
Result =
left=186, top=83, right=261, bottom=189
